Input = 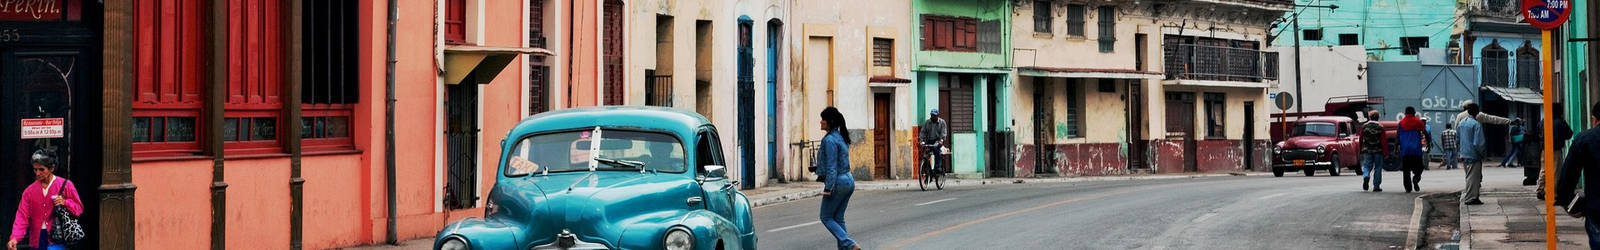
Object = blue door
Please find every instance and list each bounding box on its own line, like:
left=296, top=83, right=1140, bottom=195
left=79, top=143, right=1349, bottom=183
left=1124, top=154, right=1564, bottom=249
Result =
left=766, top=20, right=782, bottom=182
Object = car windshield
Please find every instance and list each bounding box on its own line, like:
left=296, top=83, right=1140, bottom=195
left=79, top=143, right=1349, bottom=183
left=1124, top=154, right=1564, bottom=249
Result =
left=1291, top=122, right=1338, bottom=137
left=503, top=129, right=686, bottom=176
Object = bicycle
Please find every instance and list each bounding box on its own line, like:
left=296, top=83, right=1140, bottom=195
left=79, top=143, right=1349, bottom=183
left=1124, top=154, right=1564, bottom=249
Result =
left=919, top=140, right=946, bottom=191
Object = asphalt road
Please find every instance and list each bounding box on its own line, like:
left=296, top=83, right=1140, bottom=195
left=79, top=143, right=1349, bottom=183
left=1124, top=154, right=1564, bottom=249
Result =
left=754, top=166, right=1524, bottom=250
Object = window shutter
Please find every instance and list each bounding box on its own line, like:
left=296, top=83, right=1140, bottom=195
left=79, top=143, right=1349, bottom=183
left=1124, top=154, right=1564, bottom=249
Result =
left=921, top=16, right=933, bottom=50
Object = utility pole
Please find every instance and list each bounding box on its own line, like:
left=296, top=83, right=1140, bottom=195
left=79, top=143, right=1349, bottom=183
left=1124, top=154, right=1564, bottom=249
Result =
left=1288, top=4, right=1338, bottom=114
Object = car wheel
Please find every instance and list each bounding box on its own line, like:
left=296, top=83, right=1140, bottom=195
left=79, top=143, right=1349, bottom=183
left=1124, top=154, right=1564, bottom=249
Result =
left=1329, top=157, right=1342, bottom=176
left=1303, top=168, right=1315, bottom=176
left=1274, top=168, right=1284, bottom=177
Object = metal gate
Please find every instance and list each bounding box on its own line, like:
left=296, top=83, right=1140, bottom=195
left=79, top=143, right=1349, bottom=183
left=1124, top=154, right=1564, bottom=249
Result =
left=444, top=82, right=479, bottom=209
left=1033, top=80, right=1055, bottom=175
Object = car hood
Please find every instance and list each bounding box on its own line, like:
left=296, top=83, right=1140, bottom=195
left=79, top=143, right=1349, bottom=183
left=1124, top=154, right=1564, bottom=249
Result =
left=1280, top=136, right=1333, bottom=149
left=522, top=171, right=695, bottom=245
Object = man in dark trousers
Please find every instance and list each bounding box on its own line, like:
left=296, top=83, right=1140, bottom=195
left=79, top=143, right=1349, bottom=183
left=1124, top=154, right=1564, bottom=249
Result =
left=1555, top=102, right=1600, bottom=248
left=1398, top=107, right=1427, bottom=193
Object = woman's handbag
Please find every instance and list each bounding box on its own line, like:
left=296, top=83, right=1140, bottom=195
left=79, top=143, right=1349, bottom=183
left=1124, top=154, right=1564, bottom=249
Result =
left=49, top=183, right=84, bottom=245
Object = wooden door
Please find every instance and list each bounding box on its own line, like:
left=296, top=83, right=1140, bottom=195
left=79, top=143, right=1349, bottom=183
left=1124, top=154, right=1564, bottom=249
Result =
left=873, top=93, right=892, bottom=179
left=1033, top=80, right=1055, bottom=174
left=1166, top=92, right=1197, bottom=172
left=1127, top=82, right=1146, bottom=170
left=1243, top=101, right=1255, bottom=170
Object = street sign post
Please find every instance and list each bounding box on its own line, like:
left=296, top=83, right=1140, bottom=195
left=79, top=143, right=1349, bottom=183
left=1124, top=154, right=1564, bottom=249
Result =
left=1525, top=0, right=1567, bottom=247
left=1274, top=92, right=1295, bottom=111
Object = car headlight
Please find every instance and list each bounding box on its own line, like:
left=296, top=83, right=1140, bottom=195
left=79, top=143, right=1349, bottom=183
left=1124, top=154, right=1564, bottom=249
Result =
left=663, top=228, right=694, bottom=250
left=439, top=235, right=469, bottom=250
left=1315, top=146, right=1326, bottom=153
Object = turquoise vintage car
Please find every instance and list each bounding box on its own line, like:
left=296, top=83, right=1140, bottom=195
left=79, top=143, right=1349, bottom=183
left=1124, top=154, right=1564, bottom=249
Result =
left=434, top=106, right=756, bottom=250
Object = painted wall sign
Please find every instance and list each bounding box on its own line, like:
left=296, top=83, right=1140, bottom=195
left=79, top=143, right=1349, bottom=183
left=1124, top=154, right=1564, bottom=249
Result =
left=20, top=118, right=62, bottom=139
left=0, top=0, right=64, bottom=21
left=1522, top=0, right=1571, bottom=30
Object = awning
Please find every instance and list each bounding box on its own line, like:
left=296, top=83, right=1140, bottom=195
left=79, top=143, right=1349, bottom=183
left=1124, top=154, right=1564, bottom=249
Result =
left=868, top=76, right=912, bottom=88
left=1016, top=66, right=1163, bottom=80
left=1482, top=86, right=1543, bottom=104
left=443, top=46, right=555, bottom=85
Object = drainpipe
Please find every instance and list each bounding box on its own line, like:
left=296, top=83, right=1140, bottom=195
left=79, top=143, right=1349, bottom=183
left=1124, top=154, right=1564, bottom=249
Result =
left=385, top=0, right=399, bottom=245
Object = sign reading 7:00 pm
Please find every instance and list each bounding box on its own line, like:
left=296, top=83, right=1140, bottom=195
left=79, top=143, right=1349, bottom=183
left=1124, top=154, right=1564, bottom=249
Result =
left=1522, top=0, right=1570, bottom=30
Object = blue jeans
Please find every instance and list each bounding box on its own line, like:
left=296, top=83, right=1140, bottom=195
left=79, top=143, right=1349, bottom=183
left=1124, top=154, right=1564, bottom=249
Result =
left=1586, top=214, right=1600, bottom=250
left=32, top=229, right=64, bottom=250
left=1362, top=153, right=1383, bottom=188
left=1501, top=144, right=1521, bottom=167
left=1443, top=150, right=1458, bottom=169
left=820, top=180, right=857, bottom=250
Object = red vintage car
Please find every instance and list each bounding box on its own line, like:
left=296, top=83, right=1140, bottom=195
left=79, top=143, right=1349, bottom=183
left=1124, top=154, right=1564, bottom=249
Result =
left=1272, top=116, right=1362, bottom=177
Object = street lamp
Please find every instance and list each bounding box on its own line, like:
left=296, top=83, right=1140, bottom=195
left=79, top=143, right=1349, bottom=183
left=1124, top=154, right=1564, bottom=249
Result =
left=1285, top=4, right=1337, bottom=114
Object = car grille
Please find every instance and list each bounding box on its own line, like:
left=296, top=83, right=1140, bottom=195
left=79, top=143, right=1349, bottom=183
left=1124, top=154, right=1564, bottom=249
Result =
left=1277, top=149, right=1321, bottom=161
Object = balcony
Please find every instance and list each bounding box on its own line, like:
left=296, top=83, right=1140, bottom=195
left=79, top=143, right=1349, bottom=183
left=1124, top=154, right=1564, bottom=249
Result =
left=1468, top=0, right=1521, bottom=18
left=1163, top=43, right=1278, bottom=87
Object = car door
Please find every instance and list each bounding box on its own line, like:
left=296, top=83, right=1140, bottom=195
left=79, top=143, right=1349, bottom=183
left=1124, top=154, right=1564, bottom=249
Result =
left=1338, top=121, right=1358, bottom=165
left=695, top=127, right=737, bottom=219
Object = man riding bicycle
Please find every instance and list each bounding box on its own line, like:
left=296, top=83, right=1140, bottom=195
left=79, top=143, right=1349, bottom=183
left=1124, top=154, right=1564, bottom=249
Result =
left=920, top=109, right=949, bottom=174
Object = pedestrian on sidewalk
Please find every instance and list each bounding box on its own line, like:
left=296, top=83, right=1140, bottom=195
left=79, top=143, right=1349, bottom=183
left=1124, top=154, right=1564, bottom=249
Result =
left=816, top=107, right=861, bottom=250
left=1554, top=102, right=1600, bottom=248
left=1501, top=120, right=1526, bottom=168
left=1459, top=104, right=1487, bottom=205
left=1361, top=109, right=1387, bottom=192
left=1537, top=115, right=1576, bottom=199
left=7, top=149, right=83, bottom=250
left=1399, top=107, right=1427, bottom=193
left=1441, top=123, right=1459, bottom=170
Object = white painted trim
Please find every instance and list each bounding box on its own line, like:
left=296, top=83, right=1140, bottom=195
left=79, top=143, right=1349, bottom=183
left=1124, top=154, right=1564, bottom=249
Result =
left=434, top=0, right=448, bottom=214
left=521, top=0, right=531, bottom=119
left=549, top=0, right=566, bottom=109
left=594, top=1, right=605, bottom=104
left=472, top=0, right=486, bottom=45
left=474, top=84, right=485, bottom=208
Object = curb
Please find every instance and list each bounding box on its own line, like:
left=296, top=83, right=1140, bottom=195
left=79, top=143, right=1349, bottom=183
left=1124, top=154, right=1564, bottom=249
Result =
left=1459, top=190, right=1472, bottom=250
left=748, top=172, right=1269, bottom=208
left=1407, top=191, right=1457, bottom=250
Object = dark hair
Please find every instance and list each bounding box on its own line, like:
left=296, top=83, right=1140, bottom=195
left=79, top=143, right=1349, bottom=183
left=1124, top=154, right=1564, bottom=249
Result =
left=31, top=149, right=55, bottom=169
left=1466, top=103, right=1481, bottom=117
left=1404, top=107, right=1415, bottom=115
left=1592, top=102, right=1600, bottom=120
left=1446, top=123, right=1452, bottom=129
left=821, top=107, right=852, bottom=144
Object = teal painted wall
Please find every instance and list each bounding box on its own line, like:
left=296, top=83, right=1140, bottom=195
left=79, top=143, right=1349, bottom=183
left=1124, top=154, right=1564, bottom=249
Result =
left=911, top=0, right=1012, bottom=70
left=1563, top=0, right=1590, bottom=130
left=1272, top=0, right=1457, bottom=61
left=911, top=0, right=1014, bottom=177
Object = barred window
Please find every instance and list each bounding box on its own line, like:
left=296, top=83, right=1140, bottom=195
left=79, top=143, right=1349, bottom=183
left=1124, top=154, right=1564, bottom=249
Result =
left=1033, top=0, right=1052, bottom=34
left=1066, top=4, right=1085, bottom=36
left=302, top=0, right=360, bottom=151
left=1097, top=6, right=1115, bottom=52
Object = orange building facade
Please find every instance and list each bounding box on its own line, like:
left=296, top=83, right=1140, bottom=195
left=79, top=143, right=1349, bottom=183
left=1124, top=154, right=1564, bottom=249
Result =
left=104, top=0, right=608, bottom=249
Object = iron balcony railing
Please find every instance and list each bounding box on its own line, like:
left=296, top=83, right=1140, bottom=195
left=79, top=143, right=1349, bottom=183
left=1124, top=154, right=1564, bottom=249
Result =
left=1164, top=44, right=1278, bottom=82
left=1470, top=0, right=1520, bottom=17
left=644, top=69, right=672, bottom=107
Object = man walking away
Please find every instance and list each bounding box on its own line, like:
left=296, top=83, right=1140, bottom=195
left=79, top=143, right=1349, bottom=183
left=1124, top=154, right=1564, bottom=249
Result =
left=1555, top=102, right=1600, bottom=248
left=1440, top=123, right=1459, bottom=170
left=1459, top=104, right=1488, bottom=205
left=1361, top=110, right=1387, bottom=192
left=1398, top=107, right=1427, bottom=193
left=1538, top=115, right=1576, bottom=199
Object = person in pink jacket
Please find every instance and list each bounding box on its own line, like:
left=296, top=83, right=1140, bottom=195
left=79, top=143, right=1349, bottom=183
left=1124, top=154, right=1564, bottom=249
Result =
left=7, top=150, right=81, bottom=250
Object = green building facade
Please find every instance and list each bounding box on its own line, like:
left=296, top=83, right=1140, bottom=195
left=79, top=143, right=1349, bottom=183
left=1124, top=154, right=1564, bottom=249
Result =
left=1273, top=0, right=1458, bottom=61
left=912, top=0, right=1013, bottom=178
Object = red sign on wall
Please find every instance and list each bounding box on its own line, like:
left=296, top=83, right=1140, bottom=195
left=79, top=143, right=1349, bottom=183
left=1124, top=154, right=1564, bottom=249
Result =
left=0, top=0, right=66, bottom=21
left=20, top=118, right=63, bottom=139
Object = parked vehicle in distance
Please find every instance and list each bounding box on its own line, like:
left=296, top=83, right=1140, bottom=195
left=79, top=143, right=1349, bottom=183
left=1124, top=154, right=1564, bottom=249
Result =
left=434, top=106, right=755, bottom=250
left=1272, top=116, right=1362, bottom=177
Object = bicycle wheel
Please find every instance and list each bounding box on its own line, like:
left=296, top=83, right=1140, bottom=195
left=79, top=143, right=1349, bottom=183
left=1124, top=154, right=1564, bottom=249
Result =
left=935, top=170, right=945, bottom=190
left=919, top=157, right=930, bottom=191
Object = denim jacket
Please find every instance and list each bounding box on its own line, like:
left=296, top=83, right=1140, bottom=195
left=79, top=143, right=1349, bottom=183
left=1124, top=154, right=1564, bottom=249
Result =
left=818, top=130, right=854, bottom=191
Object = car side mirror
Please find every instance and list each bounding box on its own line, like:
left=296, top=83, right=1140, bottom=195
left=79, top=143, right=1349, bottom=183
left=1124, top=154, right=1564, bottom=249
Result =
left=1339, top=133, right=1349, bottom=138
left=702, top=165, right=727, bottom=179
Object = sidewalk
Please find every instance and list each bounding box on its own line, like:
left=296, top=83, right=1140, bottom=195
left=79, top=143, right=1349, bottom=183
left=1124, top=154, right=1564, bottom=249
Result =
left=1463, top=186, right=1590, bottom=250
